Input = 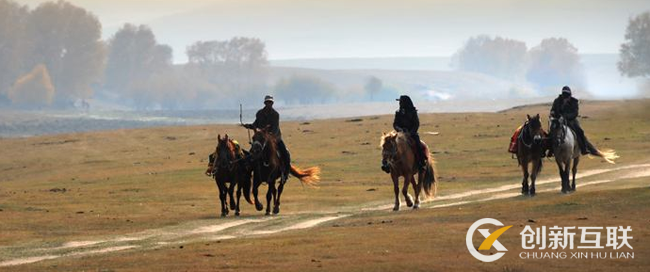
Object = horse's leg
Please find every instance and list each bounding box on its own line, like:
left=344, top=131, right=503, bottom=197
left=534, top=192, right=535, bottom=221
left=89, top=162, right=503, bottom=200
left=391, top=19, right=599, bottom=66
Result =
left=228, top=181, right=236, bottom=210
left=252, top=172, right=264, bottom=211
left=571, top=156, right=580, bottom=192
left=402, top=175, right=413, bottom=207
left=273, top=179, right=285, bottom=215
left=564, top=161, right=571, bottom=193
left=217, top=180, right=228, bottom=217
left=265, top=180, right=275, bottom=216
left=235, top=181, right=242, bottom=216
left=392, top=174, right=400, bottom=211
left=413, top=174, right=423, bottom=209
left=530, top=159, right=541, bottom=196
left=556, top=160, right=567, bottom=193
left=521, top=161, right=530, bottom=195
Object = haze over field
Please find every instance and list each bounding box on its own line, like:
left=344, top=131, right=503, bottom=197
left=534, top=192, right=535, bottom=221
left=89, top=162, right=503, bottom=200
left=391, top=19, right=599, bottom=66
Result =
left=0, top=0, right=648, bottom=136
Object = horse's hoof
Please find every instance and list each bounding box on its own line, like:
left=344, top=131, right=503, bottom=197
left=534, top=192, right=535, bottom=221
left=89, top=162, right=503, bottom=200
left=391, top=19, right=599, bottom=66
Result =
left=221, top=213, right=227, bottom=217
left=235, top=211, right=240, bottom=216
left=265, top=211, right=271, bottom=216
left=393, top=206, right=400, bottom=211
left=272, top=207, right=280, bottom=214
left=413, top=204, right=420, bottom=209
left=255, top=203, right=264, bottom=211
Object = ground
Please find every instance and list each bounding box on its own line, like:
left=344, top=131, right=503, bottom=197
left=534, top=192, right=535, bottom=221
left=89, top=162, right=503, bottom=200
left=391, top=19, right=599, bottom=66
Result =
left=0, top=99, right=649, bottom=271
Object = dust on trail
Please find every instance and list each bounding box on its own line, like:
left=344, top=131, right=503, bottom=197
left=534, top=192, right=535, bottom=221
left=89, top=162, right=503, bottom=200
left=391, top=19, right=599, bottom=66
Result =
left=2, top=163, right=649, bottom=268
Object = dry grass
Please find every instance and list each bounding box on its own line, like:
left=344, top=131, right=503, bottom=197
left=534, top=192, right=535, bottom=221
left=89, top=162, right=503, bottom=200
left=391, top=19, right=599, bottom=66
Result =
left=1, top=99, right=649, bottom=271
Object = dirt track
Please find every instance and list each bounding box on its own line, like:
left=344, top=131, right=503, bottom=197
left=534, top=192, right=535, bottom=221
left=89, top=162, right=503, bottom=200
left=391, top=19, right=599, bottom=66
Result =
left=2, top=163, right=649, bottom=268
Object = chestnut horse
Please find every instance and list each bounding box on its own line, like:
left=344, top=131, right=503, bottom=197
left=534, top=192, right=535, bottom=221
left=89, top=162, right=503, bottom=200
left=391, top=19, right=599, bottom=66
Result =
left=205, top=134, right=252, bottom=216
left=248, top=128, right=320, bottom=215
left=380, top=131, right=436, bottom=210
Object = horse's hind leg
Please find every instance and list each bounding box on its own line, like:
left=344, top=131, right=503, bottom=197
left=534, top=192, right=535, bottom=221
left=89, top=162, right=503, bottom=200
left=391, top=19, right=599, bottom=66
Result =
left=556, top=160, right=567, bottom=193
left=402, top=176, right=413, bottom=207
left=521, top=163, right=530, bottom=195
left=392, top=174, right=400, bottom=211
left=571, top=157, right=580, bottom=192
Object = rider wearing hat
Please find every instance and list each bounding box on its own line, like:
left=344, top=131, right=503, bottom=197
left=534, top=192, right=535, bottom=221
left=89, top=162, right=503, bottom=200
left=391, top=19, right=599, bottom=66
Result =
left=382, top=95, right=427, bottom=173
left=549, top=86, right=594, bottom=155
left=243, top=95, right=291, bottom=179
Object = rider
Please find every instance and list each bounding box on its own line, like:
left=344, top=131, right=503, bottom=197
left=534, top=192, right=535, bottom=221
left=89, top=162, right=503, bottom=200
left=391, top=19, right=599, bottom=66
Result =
left=549, top=86, right=595, bottom=155
left=382, top=95, right=427, bottom=173
left=243, top=95, right=291, bottom=180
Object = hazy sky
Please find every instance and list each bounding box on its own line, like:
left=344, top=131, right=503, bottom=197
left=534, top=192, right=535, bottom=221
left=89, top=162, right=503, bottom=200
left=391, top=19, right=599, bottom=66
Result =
left=17, top=0, right=650, bottom=62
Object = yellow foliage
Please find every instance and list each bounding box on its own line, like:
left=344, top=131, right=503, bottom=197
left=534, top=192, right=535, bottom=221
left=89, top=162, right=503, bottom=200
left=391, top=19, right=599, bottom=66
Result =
left=8, top=64, right=56, bottom=106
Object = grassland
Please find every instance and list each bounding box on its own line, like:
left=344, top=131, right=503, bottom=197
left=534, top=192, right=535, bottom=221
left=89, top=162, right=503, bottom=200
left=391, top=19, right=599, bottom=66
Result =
left=0, top=99, right=649, bottom=271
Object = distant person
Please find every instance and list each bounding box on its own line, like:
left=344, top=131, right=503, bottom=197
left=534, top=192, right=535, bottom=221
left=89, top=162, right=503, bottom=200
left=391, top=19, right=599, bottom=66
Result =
left=382, top=95, right=427, bottom=173
left=549, top=86, right=596, bottom=156
left=243, top=95, right=291, bottom=179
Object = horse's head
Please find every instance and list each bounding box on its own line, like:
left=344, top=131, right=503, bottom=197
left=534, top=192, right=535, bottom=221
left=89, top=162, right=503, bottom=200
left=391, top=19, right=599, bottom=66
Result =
left=250, top=127, right=274, bottom=160
left=548, top=116, right=566, bottom=144
left=215, top=134, right=235, bottom=169
left=526, top=114, right=544, bottom=145
left=380, top=131, right=398, bottom=163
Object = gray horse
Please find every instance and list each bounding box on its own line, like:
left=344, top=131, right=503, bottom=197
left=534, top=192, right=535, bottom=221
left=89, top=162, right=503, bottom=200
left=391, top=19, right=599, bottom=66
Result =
left=549, top=116, right=618, bottom=193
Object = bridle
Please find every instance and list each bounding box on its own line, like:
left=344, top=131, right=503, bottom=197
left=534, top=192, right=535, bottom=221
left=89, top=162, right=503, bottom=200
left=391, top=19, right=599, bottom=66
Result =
left=382, top=139, right=401, bottom=166
left=549, top=117, right=567, bottom=147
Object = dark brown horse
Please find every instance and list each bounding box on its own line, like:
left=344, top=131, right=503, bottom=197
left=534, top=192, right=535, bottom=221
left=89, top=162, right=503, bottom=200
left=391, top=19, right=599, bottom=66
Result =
left=517, top=114, right=545, bottom=196
left=249, top=128, right=320, bottom=215
left=205, top=134, right=252, bottom=217
left=380, top=131, right=436, bottom=210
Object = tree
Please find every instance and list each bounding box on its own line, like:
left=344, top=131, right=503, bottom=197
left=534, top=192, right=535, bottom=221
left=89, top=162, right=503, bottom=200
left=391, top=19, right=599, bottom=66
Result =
left=105, top=24, right=172, bottom=91
left=365, top=76, right=383, bottom=101
left=526, top=38, right=583, bottom=91
left=0, top=0, right=29, bottom=101
left=186, top=37, right=269, bottom=106
left=618, top=11, right=650, bottom=78
left=453, top=35, right=528, bottom=80
left=8, top=64, right=55, bottom=107
left=26, top=0, right=105, bottom=106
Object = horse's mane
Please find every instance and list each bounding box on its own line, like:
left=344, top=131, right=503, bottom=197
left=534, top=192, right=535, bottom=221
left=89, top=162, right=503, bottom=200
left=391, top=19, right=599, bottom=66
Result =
left=379, top=130, right=398, bottom=148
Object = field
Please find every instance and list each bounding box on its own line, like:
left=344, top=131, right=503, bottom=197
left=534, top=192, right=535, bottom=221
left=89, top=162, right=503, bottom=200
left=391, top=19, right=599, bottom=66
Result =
left=1, top=99, right=649, bottom=271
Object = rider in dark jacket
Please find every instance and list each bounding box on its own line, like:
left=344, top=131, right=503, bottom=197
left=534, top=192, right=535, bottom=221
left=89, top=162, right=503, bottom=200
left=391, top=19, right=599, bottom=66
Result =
left=243, top=95, right=291, bottom=180
left=393, top=95, right=427, bottom=170
left=550, top=86, right=594, bottom=155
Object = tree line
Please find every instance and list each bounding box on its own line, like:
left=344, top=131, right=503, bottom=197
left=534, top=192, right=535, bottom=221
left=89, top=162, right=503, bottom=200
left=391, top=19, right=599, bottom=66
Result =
left=1, top=0, right=648, bottom=109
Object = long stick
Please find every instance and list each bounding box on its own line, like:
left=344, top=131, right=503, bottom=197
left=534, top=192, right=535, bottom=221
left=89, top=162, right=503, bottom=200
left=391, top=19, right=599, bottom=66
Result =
left=240, top=103, right=251, bottom=144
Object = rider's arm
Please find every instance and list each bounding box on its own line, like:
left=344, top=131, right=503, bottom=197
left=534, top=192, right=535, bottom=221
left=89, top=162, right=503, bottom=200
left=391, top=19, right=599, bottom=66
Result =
left=412, top=111, right=420, bottom=133
left=565, top=101, right=579, bottom=121
left=393, top=112, right=401, bottom=131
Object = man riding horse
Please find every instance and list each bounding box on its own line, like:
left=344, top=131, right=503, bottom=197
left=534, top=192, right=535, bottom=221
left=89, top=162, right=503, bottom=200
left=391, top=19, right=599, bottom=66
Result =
left=382, top=95, right=427, bottom=173
left=548, top=86, right=596, bottom=157
left=242, top=95, right=291, bottom=180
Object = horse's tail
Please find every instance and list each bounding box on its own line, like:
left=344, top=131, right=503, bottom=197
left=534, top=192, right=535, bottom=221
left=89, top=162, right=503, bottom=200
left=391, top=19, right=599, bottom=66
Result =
left=422, top=155, right=437, bottom=198
left=290, top=165, right=320, bottom=186
left=590, top=146, right=619, bottom=164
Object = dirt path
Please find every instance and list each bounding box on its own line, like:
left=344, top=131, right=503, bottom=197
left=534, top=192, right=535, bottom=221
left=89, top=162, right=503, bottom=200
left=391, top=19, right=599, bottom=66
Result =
left=2, top=163, right=649, bottom=268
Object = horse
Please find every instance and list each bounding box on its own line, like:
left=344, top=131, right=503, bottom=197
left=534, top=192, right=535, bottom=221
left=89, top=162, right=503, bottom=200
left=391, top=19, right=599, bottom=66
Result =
left=517, top=114, right=546, bottom=196
left=549, top=116, right=618, bottom=193
left=205, top=134, right=252, bottom=217
left=248, top=128, right=320, bottom=215
left=380, top=131, right=436, bottom=210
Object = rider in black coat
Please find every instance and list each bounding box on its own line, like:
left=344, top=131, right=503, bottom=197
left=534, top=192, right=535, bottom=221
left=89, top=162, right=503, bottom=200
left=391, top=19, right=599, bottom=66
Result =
left=388, top=95, right=427, bottom=171
left=549, top=86, right=594, bottom=155
left=243, top=95, right=291, bottom=180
